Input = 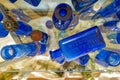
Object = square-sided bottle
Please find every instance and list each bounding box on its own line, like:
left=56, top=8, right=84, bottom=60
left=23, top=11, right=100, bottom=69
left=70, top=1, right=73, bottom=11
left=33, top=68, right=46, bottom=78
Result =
left=50, top=26, right=106, bottom=62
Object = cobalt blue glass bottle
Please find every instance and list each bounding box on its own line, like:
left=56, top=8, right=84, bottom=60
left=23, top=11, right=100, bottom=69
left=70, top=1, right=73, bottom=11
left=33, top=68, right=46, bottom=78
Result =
left=24, top=0, right=41, bottom=7
left=50, top=49, right=65, bottom=64
left=49, top=26, right=106, bottom=62
left=107, top=32, right=120, bottom=44
left=0, top=23, right=9, bottom=38
left=103, top=20, right=120, bottom=31
left=75, top=54, right=90, bottom=66
left=95, top=49, right=120, bottom=67
left=0, top=42, right=37, bottom=60
left=9, top=0, right=17, bottom=3
left=52, top=3, right=73, bottom=30
left=15, top=21, right=33, bottom=36
left=92, top=0, right=120, bottom=19
left=0, top=13, right=3, bottom=21
left=71, top=0, right=98, bottom=12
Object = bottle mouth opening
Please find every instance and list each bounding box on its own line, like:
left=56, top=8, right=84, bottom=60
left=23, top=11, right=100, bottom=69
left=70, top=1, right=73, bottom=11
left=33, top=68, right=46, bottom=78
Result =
left=59, top=9, right=67, bottom=17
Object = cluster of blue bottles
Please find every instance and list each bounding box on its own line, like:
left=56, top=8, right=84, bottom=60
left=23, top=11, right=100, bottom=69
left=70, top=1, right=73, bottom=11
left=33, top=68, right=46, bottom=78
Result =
left=49, top=26, right=106, bottom=66
left=95, top=49, right=120, bottom=67
left=9, top=0, right=41, bottom=7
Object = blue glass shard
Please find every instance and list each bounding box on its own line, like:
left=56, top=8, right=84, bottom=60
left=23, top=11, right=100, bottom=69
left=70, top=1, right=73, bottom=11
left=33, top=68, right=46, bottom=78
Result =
left=9, top=0, right=17, bottom=3
left=75, top=54, right=90, bottom=66
left=0, top=23, right=9, bottom=38
left=15, top=21, right=33, bottom=36
left=92, top=0, right=120, bottom=19
left=71, top=0, right=98, bottom=12
left=103, top=20, right=120, bottom=31
left=52, top=3, right=73, bottom=30
left=24, top=0, right=41, bottom=7
left=0, top=42, right=37, bottom=60
left=59, top=26, right=106, bottom=61
left=50, top=49, right=65, bottom=64
left=95, top=50, right=120, bottom=67
left=0, top=13, right=3, bottom=21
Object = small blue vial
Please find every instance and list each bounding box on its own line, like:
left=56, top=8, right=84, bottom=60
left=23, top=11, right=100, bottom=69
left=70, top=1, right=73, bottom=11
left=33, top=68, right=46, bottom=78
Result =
left=52, top=3, right=73, bottom=30
left=95, top=50, right=120, bottom=67
left=15, top=21, right=33, bottom=36
left=0, top=23, right=9, bottom=38
left=0, top=42, right=37, bottom=60
left=92, top=0, right=120, bottom=19
left=75, top=54, right=90, bottom=66
left=24, top=0, right=41, bottom=7
left=50, top=26, right=105, bottom=62
left=50, top=49, right=65, bottom=64
left=107, top=33, right=120, bottom=44
left=71, top=0, right=98, bottom=12
left=103, top=20, right=120, bottom=31
left=0, top=13, right=3, bottom=21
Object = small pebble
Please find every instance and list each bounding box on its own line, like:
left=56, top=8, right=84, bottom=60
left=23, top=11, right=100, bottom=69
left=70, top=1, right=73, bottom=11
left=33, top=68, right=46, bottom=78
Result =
left=46, top=20, right=54, bottom=29
left=30, top=30, right=43, bottom=41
